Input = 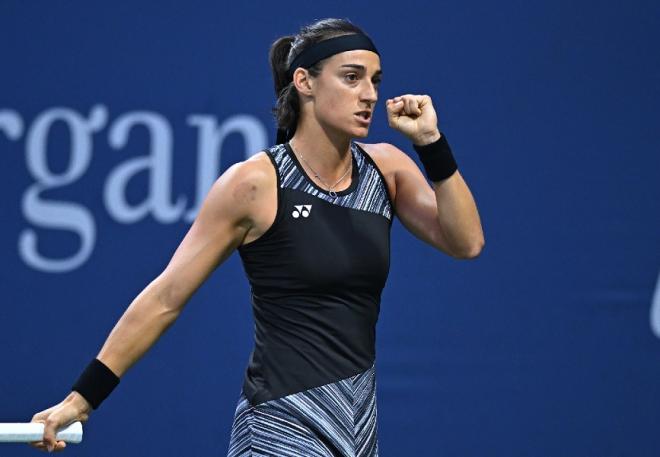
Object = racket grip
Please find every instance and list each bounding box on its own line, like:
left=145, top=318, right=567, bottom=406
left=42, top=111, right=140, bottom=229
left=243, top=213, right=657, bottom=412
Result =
left=0, top=421, right=83, bottom=443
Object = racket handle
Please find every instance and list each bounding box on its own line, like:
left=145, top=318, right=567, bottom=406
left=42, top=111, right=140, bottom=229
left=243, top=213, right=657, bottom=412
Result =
left=0, top=421, right=83, bottom=443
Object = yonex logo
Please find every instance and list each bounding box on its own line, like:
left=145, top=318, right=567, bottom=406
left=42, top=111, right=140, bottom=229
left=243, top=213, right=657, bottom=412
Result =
left=292, top=204, right=312, bottom=218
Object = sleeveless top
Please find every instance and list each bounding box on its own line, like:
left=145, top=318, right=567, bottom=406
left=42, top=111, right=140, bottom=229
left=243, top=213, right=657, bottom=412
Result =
left=237, top=140, right=394, bottom=407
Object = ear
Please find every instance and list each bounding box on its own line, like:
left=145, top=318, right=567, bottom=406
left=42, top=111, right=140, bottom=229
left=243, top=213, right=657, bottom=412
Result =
left=292, top=68, right=314, bottom=97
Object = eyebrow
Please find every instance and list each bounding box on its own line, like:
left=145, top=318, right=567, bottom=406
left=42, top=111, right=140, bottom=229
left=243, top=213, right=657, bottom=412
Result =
left=339, top=64, right=383, bottom=77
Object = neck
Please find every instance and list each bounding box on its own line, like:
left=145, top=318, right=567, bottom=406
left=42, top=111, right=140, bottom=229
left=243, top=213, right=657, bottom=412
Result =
left=289, top=120, right=353, bottom=180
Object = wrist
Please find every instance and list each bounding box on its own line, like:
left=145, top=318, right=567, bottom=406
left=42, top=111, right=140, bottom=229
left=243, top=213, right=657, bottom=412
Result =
left=412, top=129, right=442, bottom=146
left=66, top=391, right=93, bottom=414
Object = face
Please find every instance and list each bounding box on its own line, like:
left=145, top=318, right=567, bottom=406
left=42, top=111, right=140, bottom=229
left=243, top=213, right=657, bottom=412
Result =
left=297, top=49, right=382, bottom=138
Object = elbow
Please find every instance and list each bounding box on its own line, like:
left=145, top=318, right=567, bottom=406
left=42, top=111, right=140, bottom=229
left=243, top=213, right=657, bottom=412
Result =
left=452, top=239, right=485, bottom=259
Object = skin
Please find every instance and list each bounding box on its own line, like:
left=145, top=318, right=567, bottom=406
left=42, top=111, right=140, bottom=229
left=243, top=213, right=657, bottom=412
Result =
left=28, top=46, right=484, bottom=453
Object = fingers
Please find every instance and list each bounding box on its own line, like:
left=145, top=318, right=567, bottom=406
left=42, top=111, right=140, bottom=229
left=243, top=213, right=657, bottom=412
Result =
left=42, top=416, right=61, bottom=452
left=29, top=439, right=67, bottom=452
left=406, top=97, right=422, bottom=116
left=27, top=419, right=51, bottom=452
left=387, top=94, right=424, bottom=116
left=36, top=411, right=71, bottom=451
left=385, top=98, right=400, bottom=110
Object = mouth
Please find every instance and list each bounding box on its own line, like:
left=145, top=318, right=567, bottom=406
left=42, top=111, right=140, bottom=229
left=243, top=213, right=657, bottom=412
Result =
left=354, top=110, right=372, bottom=125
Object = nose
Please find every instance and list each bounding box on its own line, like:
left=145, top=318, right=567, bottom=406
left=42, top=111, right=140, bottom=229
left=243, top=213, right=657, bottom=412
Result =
left=360, top=80, right=378, bottom=105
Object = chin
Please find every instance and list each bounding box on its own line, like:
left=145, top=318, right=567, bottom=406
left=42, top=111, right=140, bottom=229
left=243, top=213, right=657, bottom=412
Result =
left=326, top=121, right=369, bottom=140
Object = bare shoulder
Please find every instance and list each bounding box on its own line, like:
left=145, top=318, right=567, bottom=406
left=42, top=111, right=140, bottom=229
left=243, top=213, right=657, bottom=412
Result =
left=218, top=150, right=278, bottom=245
left=219, top=150, right=275, bottom=198
left=233, top=150, right=274, bottom=180
left=197, top=150, right=276, bottom=229
left=355, top=141, right=415, bottom=166
left=235, top=151, right=275, bottom=188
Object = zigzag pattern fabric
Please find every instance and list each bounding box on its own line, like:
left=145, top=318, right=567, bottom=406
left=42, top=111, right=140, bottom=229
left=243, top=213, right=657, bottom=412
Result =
left=227, top=363, right=379, bottom=457
left=274, top=142, right=393, bottom=221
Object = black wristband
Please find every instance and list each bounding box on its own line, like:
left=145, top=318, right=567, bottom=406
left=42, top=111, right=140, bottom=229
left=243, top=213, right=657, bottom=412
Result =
left=412, top=133, right=458, bottom=182
left=72, top=358, right=120, bottom=410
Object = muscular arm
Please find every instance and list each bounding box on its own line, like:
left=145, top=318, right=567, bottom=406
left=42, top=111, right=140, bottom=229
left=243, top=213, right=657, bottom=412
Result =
left=370, top=139, right=484, bottom=259
left=29, top=155, right=274, bottom=453
left=96, top=157, right=270, bottom=377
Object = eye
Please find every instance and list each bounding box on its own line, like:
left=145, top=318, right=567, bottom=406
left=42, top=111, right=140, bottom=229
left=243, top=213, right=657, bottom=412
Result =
left=345, top=73, right=359, bottom=82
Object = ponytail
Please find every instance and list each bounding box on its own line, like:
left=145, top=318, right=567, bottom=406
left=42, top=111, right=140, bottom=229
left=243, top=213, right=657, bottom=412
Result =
left=269, top=36, right=297, bottom=143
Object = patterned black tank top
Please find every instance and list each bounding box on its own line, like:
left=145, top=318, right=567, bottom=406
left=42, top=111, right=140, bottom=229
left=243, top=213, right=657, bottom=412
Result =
left=237, top=140, right=394, bottom=406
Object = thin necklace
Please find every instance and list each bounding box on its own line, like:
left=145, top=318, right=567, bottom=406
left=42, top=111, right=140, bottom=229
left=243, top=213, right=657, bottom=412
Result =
left=291, top=142, right=353, bottom=199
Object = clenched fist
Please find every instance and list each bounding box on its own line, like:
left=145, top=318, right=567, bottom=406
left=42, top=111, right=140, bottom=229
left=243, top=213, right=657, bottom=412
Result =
left=385, top=94, right=442, bottom=145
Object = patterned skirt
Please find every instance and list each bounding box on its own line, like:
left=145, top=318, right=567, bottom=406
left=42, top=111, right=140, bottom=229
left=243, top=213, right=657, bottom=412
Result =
left=227, top=363, right=379, bottom=457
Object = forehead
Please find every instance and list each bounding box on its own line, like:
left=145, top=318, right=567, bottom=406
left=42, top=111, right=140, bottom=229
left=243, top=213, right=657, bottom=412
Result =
left=326, top=49, right=381, bottom=70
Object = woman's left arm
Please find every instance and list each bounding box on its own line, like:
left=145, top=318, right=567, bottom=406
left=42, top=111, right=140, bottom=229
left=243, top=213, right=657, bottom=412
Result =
left=384, top=94, right=485, bottom=259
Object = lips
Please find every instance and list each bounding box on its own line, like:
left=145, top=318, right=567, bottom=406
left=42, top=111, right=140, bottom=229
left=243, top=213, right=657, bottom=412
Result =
left=354, top=110, right=372, bottom=124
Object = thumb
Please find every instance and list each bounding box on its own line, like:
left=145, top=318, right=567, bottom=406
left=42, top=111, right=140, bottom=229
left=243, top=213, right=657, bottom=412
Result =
left=43, top=415, right=66, bottom=451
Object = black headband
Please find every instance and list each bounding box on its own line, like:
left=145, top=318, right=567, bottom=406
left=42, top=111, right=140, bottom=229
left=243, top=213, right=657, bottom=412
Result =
left=286, top=33, right=379, bottom=79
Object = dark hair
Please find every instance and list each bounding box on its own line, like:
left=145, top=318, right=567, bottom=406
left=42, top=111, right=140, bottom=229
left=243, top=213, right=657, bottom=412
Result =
left=269, top=18, right=367, bottom=142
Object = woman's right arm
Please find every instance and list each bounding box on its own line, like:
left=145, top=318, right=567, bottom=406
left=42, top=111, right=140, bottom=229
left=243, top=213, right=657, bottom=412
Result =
left=96, top=156, right=268, bottom=378
left=29, top=156, right=272, bottom=452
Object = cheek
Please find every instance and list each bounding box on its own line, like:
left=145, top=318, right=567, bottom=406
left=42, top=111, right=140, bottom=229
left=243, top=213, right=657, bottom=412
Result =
left=327, top=90, right=353, bottom=116
left=321, top=90, right=341, bottom=109
left=317, top=93, right=344, bottom=122
left=314, top=82, right=354, bottom=124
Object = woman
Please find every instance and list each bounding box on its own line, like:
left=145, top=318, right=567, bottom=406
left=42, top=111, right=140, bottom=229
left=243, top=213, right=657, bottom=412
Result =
left=29, top=17, right=483, bottom=456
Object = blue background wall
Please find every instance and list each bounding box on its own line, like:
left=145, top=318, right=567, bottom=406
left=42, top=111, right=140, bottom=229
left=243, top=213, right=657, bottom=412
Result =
left=1, top=1, right=659, bottom=456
